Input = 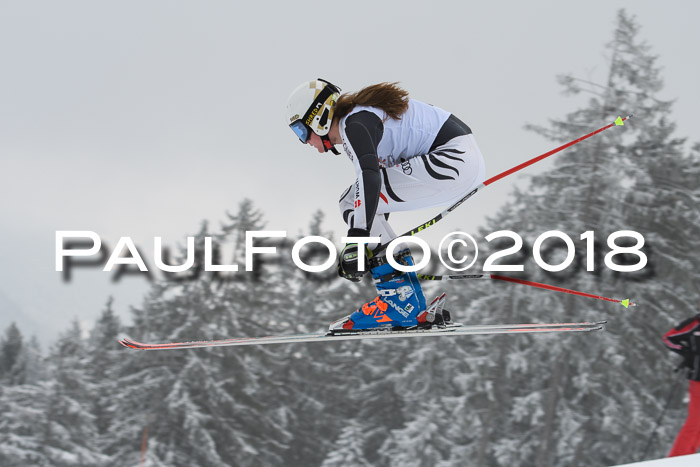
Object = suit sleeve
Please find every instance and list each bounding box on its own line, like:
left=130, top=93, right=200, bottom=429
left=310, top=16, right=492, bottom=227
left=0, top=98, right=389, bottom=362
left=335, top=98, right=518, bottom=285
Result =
left=663, top=316, right=700, bottom=356
left=341, top=111, right=384, bottom=235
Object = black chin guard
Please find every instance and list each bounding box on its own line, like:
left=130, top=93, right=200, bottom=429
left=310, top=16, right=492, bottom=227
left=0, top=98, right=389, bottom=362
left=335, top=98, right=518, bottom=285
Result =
left=322, top=135, right=340, bottom=155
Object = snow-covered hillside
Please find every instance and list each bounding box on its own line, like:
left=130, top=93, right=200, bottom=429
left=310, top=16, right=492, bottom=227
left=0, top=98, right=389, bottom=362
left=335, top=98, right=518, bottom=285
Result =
left=613, top=453, right=700, bottom=467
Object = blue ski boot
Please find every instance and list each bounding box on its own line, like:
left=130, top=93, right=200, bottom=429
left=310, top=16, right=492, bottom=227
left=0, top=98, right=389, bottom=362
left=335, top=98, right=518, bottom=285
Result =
left=329, top=250, right=432, bottom=332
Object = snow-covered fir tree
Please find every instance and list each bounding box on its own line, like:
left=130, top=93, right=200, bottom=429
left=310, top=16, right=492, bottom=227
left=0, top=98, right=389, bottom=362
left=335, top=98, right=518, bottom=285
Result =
left=1, top=323, right=26, bottom=386
left=0, top=321, right=110, bottom=466
left=417, top=9, right=700, bottom=467
left=87, top=298, right=123, bottom=454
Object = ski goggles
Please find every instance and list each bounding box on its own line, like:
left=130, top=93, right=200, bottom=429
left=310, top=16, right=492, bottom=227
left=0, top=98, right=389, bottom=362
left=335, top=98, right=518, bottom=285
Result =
left=290, top=120, right=310, bottom=143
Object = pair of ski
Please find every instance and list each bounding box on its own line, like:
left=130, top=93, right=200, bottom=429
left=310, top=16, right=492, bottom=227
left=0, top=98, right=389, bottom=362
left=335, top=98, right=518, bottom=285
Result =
left=119, top=320, right=606, bottom=350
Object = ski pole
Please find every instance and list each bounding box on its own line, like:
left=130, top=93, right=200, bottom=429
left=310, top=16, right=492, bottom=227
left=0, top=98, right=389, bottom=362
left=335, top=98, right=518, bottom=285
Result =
left=416, top=273, right=636, bottom=308
left=372, top=115, right=632, bottom=256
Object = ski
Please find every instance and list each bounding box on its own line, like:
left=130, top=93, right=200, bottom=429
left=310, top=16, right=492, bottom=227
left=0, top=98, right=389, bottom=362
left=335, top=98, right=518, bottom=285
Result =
left=120, top=320, right=606, bottom=350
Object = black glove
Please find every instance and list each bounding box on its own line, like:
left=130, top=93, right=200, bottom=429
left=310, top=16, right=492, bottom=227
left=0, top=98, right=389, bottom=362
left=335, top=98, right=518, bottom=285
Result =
left=337, top=229, right=371, bottom=282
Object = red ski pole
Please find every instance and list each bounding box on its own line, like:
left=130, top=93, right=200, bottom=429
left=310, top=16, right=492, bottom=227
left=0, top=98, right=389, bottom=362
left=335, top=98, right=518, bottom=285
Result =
left=372, top=115, right=632, bottom=256
left=416, top=273, right=635, bottom=308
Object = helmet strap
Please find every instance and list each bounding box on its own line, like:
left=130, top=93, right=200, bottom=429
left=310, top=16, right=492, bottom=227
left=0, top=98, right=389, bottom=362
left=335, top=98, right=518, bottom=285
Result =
left=322, top=135, right=340, bottom=155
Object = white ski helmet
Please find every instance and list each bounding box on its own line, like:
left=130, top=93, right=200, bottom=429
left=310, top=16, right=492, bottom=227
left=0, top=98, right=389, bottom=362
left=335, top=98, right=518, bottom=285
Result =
left=285, top=79, right=341, bottom=154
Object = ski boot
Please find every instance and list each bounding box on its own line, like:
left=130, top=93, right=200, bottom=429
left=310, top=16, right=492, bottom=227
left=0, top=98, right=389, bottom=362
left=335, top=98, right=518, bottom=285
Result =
left=329, top=250, right=433, bottom=332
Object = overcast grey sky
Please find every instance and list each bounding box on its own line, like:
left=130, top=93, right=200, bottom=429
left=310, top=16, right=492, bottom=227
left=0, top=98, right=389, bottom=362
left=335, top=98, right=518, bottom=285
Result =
left=1, top=1, right=698, bottom=345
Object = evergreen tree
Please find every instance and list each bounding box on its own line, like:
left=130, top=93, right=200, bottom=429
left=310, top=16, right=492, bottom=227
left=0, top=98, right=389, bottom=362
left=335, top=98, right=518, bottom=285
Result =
left=432, top=9, right=700, bottom=466
left=0, top=321, right=107, bottom=466
left=20, top=335, right=44, bottom=385
left=0, top=382, right=54, bottom=466
left=1, top=323, right=26, bottom=385
left=0, top=325, right=48, bottom=465
left=86, top=298, right=123, bottom=451
left=321, top=420, right=372, bottom=467
left=107, top=201, right=296, bottom=466
left=40, top=320, right=108, bottom=466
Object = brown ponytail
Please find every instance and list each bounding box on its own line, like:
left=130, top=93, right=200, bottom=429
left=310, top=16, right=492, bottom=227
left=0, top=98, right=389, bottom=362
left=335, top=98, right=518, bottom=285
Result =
left=334, top=82, right=409, bottom=121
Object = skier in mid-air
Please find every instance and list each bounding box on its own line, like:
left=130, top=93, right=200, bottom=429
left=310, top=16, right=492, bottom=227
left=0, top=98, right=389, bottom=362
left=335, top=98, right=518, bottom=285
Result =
left=120, top=81, right=623, bottom=350
left=285, top=79, right=486, bottom=332
left=120, top=82, right=622, bottom=351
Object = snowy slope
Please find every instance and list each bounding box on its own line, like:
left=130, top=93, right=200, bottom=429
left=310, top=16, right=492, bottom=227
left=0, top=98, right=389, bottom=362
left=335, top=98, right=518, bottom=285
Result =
left=612, top=454, right=700, bottom=467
